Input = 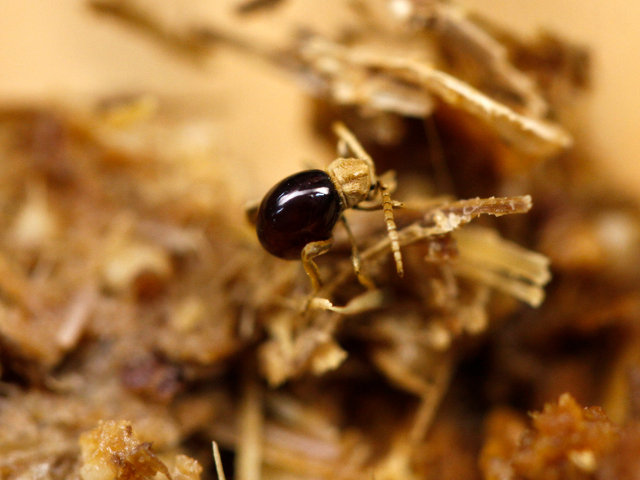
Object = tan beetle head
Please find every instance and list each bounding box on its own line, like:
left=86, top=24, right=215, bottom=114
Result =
left=326, top=157, right=377, bottom=209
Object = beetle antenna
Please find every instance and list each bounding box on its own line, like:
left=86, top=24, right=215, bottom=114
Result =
left=380, top=184, right=403, bottom=277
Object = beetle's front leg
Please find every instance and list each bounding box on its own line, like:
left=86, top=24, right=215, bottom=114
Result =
left=301, top=238, right=333, bottom=294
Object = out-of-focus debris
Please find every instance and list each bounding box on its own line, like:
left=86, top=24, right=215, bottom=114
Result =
left=539, top=207, right=640, bottom=276
left=88, top=1, right=213, bottom=61
left=475, top=20, right=592, bottom=92
left=455, top=226, right=550, bottom=307
left=390, top=0, right=549, bottom=118
left=259, top=311, right=346, bottom=387
left=102, top=240, right=173, bottom=297
left=0, top=252, right=34, bottom=312
left=479, top=408, right=528, bottom=480
left=169, top=295, right=207, bottom=333
left=236, top=371, right=264, bottom=480
left=98, top=94, right=160, bottom=129
left=121, top=354, right=183, bottom=403
left=236, top=0, right=286, bottom=16
left=11, top=182, right=59, bottom=249
left=0, top=301, right=64, bottom=367
left=173, top=455, right=204, bottom=480
left=56, top=283, right=98, bottom=350
left=373, top=348, right=453, bottom=443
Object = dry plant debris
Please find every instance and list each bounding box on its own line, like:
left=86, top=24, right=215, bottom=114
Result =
left=0, top=1, right=639, bottom=480
left=480, top=394, right=622, bottom=480
left=80, top=420, right=202, bottom=480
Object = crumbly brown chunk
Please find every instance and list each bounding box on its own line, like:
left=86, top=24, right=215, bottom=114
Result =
left=481, top=394, right=620, bottom=480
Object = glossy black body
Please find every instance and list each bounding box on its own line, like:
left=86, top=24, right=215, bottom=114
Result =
left=256, top=170, right=342, bottom=260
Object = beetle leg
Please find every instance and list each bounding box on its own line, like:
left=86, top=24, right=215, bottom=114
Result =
left=301, top=238, right=333, bottom=293
left=340, top=214, right=377, bottom=290
left=352, top=200, right=404, bottom=211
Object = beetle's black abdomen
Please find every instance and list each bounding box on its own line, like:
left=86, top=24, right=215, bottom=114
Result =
left=256, top=170, right=342, bottom=260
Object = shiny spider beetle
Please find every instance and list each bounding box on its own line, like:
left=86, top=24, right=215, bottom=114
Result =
left=255, top=122, right=403, bottom=293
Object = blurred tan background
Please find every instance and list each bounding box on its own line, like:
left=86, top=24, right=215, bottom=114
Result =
left=0, top=0, right=638, bottom=201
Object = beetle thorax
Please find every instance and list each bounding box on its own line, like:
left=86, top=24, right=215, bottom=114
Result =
left=326, top=158, right=374, bottom=209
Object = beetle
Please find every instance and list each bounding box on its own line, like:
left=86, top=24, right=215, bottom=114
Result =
left=255, top=122, right=403, bottom=292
